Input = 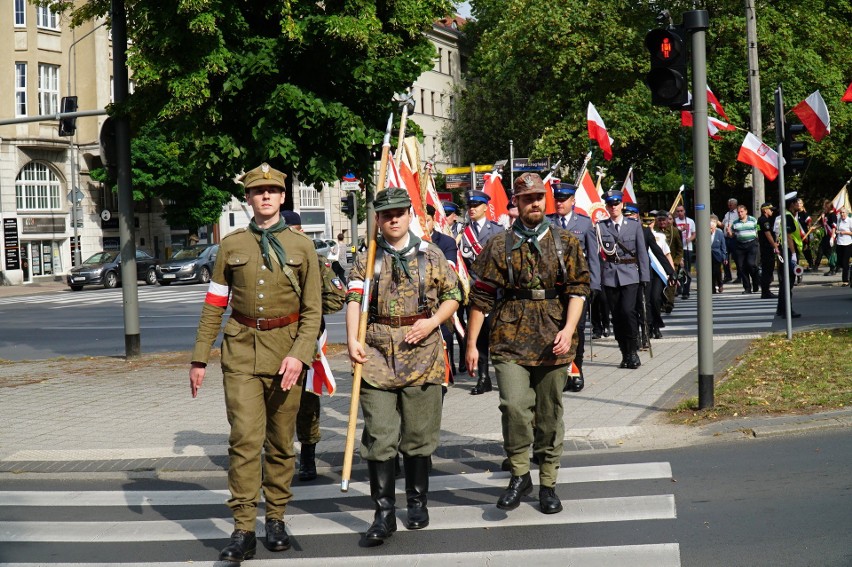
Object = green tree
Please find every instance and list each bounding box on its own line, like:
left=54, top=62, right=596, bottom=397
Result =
left=54, top=0, right=453, bottom=218
left=450, top=0, right=852, bottom=202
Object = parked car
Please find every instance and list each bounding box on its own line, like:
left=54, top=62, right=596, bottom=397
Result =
left=67, top=249, right=159, bottom=291
left=313, top=239, right=331, bottom=257
left=156, top=244, right=219, bottom=285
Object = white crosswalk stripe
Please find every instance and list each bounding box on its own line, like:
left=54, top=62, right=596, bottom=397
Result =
left=0, top=287, right=207, bottom=307
left=658, top=292, right=778, bottom=337
left=0, top=462, right=680, bottom=566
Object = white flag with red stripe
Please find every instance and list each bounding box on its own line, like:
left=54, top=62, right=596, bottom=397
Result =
left=386, top=158, right=425, bottom=238
left=737, top=132, right=782, bottom=182
left=621, top=166, right=636, bottom=204
left=575, top=170, right=609, bottom=224
left=706, top=86, right=729, bottom=121
left=587, top=102, right=614, bottom=161
left=306, top=329, right=336, bottom=396
left=792, top=90, right=831, bottom=142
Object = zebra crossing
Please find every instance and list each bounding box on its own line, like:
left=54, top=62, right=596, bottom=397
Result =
left=658, top=290, right=778, bottom=337
left=0, top=461, right=681, bottom=566
left=0, top=286, right=208, bottom=307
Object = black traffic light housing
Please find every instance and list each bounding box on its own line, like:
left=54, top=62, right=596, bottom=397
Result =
left=341, top=192, right=355, bottom=218
left=58, top=96, right=78, bottom=136
left=644, top=27, right=689, bottom=108
left=782, top=122, right=807, bottom=176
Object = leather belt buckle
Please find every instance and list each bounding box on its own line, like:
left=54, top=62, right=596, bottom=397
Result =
left=255, top=318, right=264, bottom=330
left=531, top=289, right=546, bottom=300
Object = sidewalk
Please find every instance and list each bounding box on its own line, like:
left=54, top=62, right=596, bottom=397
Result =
left=1, top=270, right=849, bottom=478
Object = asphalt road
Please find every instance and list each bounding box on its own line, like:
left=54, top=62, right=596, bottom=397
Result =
left=1, top=429, right=849, bottom=566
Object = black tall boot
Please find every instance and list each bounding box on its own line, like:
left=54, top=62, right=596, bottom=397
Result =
left=298, top=443, right=317, bottom=482
left=365, top=459, right=397, bottom=543
left=403, top=456, right=430, bottom=530
left=626, top=339, right=642, bottom=369
left=470, top=365, right=492, bottom=395
left=617, top=340, right=629, bottom=368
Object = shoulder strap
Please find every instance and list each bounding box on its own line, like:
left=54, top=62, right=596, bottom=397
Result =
left=369, top=246, right=428, bottom=312
left=550, top=225, right=567, bottom=286
left=417, top=248, right=427, bottom=311
left=505, top=230, right=515, bottom=288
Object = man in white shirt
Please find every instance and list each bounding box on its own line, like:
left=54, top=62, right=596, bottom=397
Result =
left=722, top=198, right=739, bottom=283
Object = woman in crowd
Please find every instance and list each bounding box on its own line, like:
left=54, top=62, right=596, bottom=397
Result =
left=710, top=214, right=728, bottom=293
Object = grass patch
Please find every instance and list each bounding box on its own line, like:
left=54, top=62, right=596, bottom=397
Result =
left=670, top=328, right=852, bottom=424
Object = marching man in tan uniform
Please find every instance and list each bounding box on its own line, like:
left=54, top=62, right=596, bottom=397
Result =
left=346, top=187, right=461, bottom=543
left=189, top=163, right=322, bottom=562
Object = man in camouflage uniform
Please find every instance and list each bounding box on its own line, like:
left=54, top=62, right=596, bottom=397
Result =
left=346, top=187, right=461, bottom=543
left=659, top=212, right=683, bottom=313
left=466, top=172, right=590, bottom=515
left=189, top=163, right=322, bottom=562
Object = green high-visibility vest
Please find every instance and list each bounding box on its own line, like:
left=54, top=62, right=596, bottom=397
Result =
left=787, top=211, right=803, bottom=255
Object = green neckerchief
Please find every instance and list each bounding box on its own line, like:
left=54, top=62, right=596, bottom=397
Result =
left=249, top=218, right=287, bottom=270
left=378, top=231, right=421, bottom=282
left=512, top=218, right=551, bottom=254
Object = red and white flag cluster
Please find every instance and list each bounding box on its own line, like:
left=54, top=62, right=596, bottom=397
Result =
left=792, top=90, right=831, bottom=142
left=681, top=86, right=734, bottom=140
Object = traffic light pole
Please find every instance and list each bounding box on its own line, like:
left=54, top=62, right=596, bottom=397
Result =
left=774, top=86, right=794, bottom=340
left=685, top=10, right=714, bottom=409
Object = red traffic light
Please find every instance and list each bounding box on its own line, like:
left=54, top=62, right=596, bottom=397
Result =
left=645, top=29, right=684, bottom=63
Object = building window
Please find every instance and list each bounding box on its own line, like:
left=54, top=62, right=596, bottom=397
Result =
left=448, top=95, right=455, bottom=120
left=38, top=64, right=59, bottom=115
left=15, top=63, right=27, bottom=117
left=437, top=48, right=443, bottom=73
left=431, top=92, right=435, bottom=116
left=299, top=184, right=322, bottom=208
left=36, top=4, right=59, bottom=30
left=420, top=89, right=425, bottom=115
left=448, top=50, right=453, bottom=77
left=14, top=0, right=26, bottom=26
left=16, top=162, right=62, bottom=211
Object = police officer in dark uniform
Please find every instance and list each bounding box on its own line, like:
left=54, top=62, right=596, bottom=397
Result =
left=757, top=202, right=779, bottom=299
left=597, top=190, right=650, bottom=369
left=460, top=190, right=503, bottom=395
left=442, top=201, right=464, bottom=239
left=547, top=183, right=600, bottom=392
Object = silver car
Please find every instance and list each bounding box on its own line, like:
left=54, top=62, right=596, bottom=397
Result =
left=156, top=244, right=219, bottom=285
left=313, top=239, right=331, bottom=257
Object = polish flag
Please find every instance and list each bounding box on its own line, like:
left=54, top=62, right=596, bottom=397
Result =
left=708, top=117, right=736, bottom=140
left=306, top=329, right=337, bottom=396
left=621, top=167, right=636, bottom=204
left=587, top=102, right=614, bottom=161
left=706, top=87, right=729, bottom=121
left=843, top=83, right=852, bottom=103
left=575, top=170, right=609, bottom=224
left=387, top=157, right=425, bottom=238
left=482, top=171, right=510, bottom=227
left=737, top=132, right=782, bottom=182
left=541, top=172, right=559, bottom=215
left=792, top=90, right=831, bottom=142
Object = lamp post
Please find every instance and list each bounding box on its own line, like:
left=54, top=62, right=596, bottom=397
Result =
left=66, top=22, right=106, bottom=267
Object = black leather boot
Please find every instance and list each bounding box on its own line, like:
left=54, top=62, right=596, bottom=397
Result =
left=617, top=340, right=629, bottom=369
left=626, top=340, right=642, bottom=369
left=539, top=486, right=563, bottom=514
left=496, top=472, right=532, bottom=510
left=470, top=367, right=492, bottom=395
left=365, top=459, right=397, bottom=543
left=219, top=529, right=257, bottom=562
left=264, top=519, right=291, bottom=551
left=298, top=443, right=317, bottom=482
left=404, top=456, right=430, bottom=530
left=564, top=365, right=584, bottom=392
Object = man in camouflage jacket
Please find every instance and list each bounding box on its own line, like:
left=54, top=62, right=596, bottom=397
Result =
left=465, top=172, right=590, bottom=516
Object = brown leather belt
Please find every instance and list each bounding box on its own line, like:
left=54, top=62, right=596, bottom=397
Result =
left=231, top=310, right=299, bottom=331
left=605, top=257, right=637, bottom=265
left=369, top=312, right=430, bottom=327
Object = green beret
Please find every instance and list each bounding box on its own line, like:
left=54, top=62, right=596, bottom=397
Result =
left=374, top=187, right=411, bottom=212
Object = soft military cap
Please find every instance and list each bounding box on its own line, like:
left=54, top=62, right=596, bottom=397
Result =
left=760, top=202, right=776, bottom=211
left=374, top=187, right=411, bottom=212
left=513, top=172, right=546, bottom=196
left=243, top=163, right=287, bottom=190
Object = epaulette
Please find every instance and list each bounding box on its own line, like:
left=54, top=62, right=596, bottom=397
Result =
left=286, top=226, right=313, bottom=242
left=222, top=227, right=247, bottom=240
left=575, top=212, right=591, bottom=219
left=625, top=217, right=640, bottom=223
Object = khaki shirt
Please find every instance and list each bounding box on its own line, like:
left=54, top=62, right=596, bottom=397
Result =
left=192, top=227, right=322, bottom=376
left=347, top=239, right=461, bottom=389
left=470, top=226, right=590, bottom=366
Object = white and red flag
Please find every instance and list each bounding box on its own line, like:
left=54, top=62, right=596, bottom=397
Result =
left=681, top=112, right=735, bottom=140
left=843, top=83, right=852, bottom=103
left=831, top=183, right=850, bottom=215
left=575, top=170, right=609, bottom=224
left=541, top=172, right=560, bottom=215
left=792, top=90, right=831, bottom=142
left=587, top=102, right=614, bottom=161
left=482, top=170, right=510, bottom=227
left=621, top=166, right=636, bottom=204
left=706, top=86, right=729, bottom=121
left=386, top=156, right=425, bottom=238
left=306, top=329, right=337, bottom=396
left=737, top=132, right=782, bottom=182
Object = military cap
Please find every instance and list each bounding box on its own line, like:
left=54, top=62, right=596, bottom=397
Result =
left=760, top=202, right=776, bottom=211
left=374, top=186, right=411, bottom=212
left=425, top=204, right=436, bottom=217
left=624, top=203, right=640, bottom=214
left=784, top=191, right=798, bottom=203
left=654, top=209, right=670, bottom=219
left=281, top=210, right=302, bottom=226
left=442, top=201, right=460, bottom=214
left=603, top=190, right=623, bottom=204
left=243, top=162, right=287, bottom=190
left=552, top=183, right=577, bottom=197
left=512, top=172, right=547, bottom=196
left=466, top=190, right=491, bottom=204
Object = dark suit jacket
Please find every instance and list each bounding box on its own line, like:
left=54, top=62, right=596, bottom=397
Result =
left=431, top=230, right=458, bottom=265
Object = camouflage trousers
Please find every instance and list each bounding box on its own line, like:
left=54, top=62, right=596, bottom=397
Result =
left=494, top=362, right=568, bottom=487
left=359, top=382, right=442, bottom=462
left=223, top=371, right=301, bottom=531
